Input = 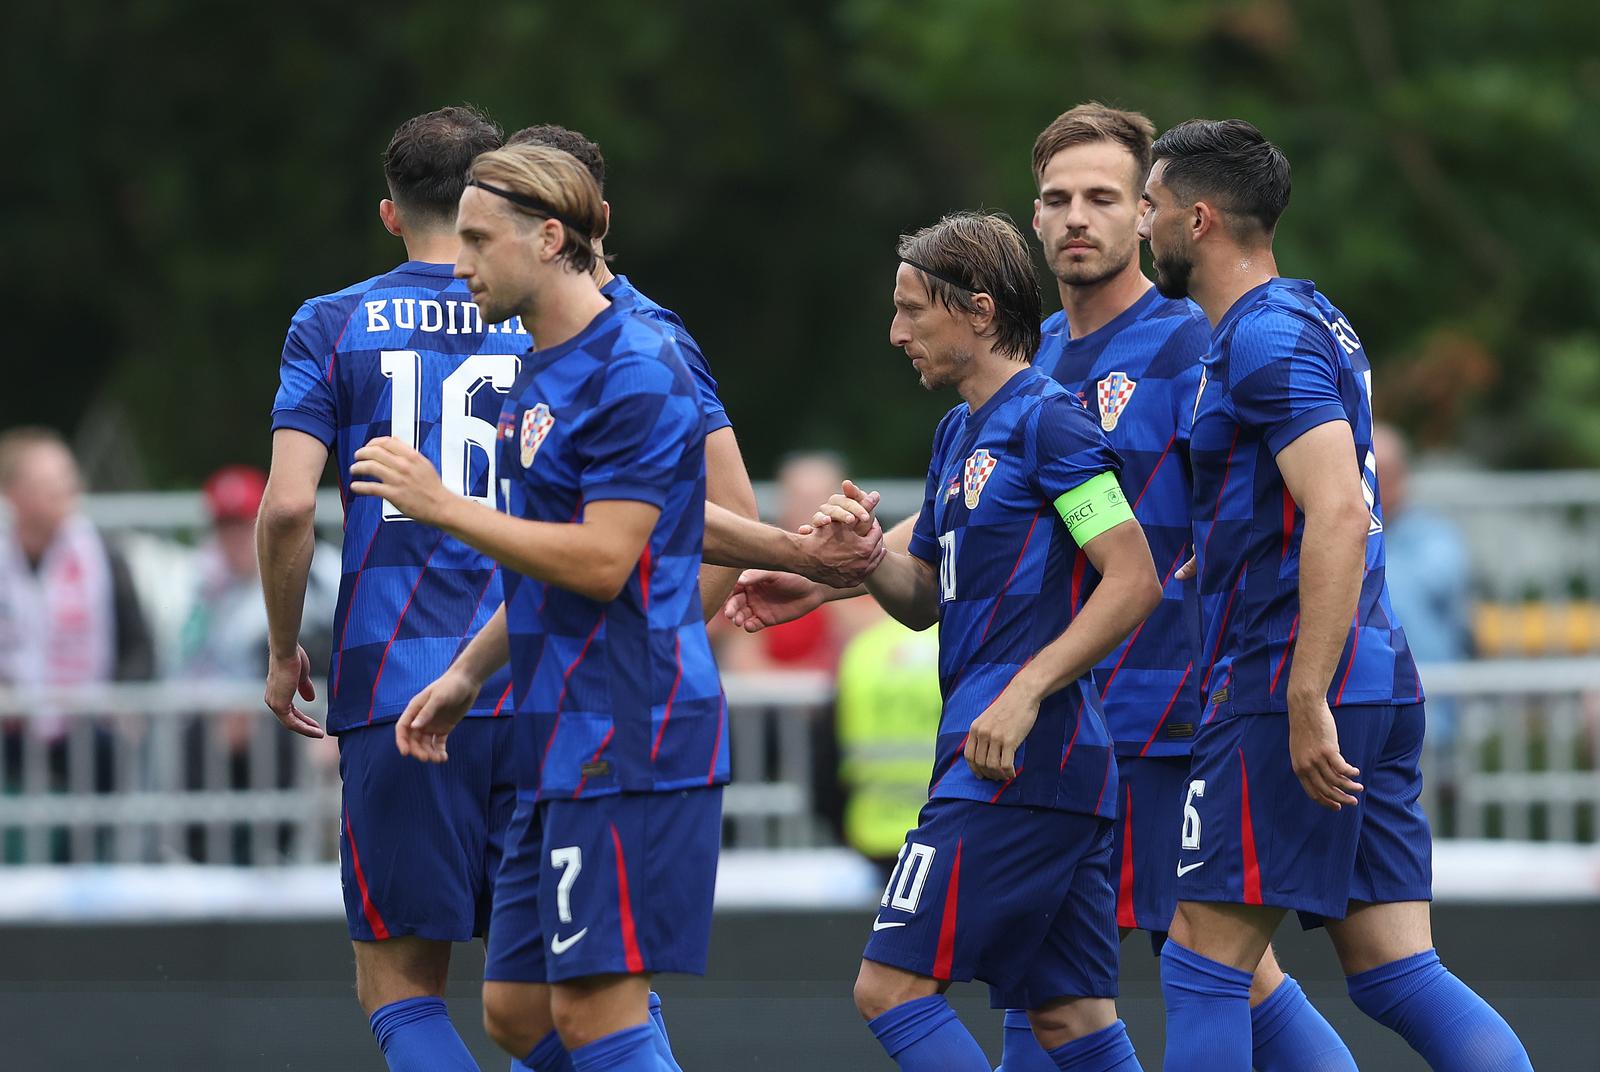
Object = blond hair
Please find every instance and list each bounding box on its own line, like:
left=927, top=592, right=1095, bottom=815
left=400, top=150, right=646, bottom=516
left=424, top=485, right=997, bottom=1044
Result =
left=468, top=144, right=604, bottom=273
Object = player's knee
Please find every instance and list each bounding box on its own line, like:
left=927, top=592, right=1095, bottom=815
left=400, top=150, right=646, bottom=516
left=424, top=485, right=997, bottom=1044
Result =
left=352, top=940, right=449, bottom=1016
left=482, top=983, right=549, bottom=1057
left=1027, top=996, right=1117, bottom=1047
left=852, top=962, right=931, bottom=1022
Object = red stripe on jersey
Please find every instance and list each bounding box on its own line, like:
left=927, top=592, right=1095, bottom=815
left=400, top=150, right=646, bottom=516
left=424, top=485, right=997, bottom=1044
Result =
left=1333, top=602, right=1365, bottom=706
left=366, top=533, right=444, bottom=724
left=331, top=522, right=384, bottom=699
left=705, top=694, right=726, bottom=785
left=651, top=634, right=684, bottom=762
left=1116, top=785, right=1138, bottom=930
left=1100, top=545, right=1188, bottom=701
left=539, top=613, right=607, bottom=782
left=987, top=766, right=1021, bottom=804
left=1139, top=662, right=1193, bottom=757
left=932, top=840, right=963, bottom=980
left=930, top=732, right=969, bottom=794
left=1270, top=614, right=1299, bottom=698
left=572, top=727, right=615, bottom=798
left=1204, top=667, right=1233, bottom=726
left=1058, top=696, right=1085, bottom=772
left=1281, top=488, right=1297, bottom=561
left=638, top=545, right=653, bottom=611
left=980, top=507, right=1042, bottom=642
left=343, top=805, right=390, bottom=940
left=1131, top=432, right=1178, bottom=511
left=610, top=823, right=646, bottom=973
left=1199, top=427, right=1242, bottom=565
left=491, top=680, right=514, bottom=717
left=1238, top=748, right=1262, bottom=905
left=454, top=564, right=499, bottom=660
left=1199, top=565, right=1246, bottom=694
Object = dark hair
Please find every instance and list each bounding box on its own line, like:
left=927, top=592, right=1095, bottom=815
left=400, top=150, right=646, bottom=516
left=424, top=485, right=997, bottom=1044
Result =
left=507, top=124, right=606, bottom=192
left=1031, top=102, right=1156, bottom=189
left=896, top=212, right=1042, bottom=362
left=1150, top=119, right=1291, bottom=234
left=382, top=105, right=504, bottom=221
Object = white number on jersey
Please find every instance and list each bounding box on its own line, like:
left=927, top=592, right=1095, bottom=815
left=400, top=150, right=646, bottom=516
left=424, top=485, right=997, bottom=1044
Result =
left=1181, top=779, right=1206, bottom=851
left=937, top=530, right=957, bottom=602
left=551, top=845, right=582, bottom=924
left=880, top=842, right=937, bottom=913
left=379, top=350, right=521, bottom=520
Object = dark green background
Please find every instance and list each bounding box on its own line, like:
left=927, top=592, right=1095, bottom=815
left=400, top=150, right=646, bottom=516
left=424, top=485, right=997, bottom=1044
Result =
left=8, top=1, right=1599, bottom=485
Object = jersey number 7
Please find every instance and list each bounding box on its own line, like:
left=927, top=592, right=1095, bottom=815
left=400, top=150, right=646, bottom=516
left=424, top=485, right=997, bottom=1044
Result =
left=379, top=351, right=521, bottom=520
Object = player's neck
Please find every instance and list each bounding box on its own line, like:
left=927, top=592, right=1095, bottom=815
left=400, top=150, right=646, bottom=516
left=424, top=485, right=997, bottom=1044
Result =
left=1057, top=264, right=1152, bottom=340
left=522, top=271, right=611, bottom=351
left=590, top=240, right=614, bottom=289
left=1192, top=247, right=1278, bottom=328
left=400, top=228, right=461, bottom=266
left=958, top=353, right=1029, bottom=411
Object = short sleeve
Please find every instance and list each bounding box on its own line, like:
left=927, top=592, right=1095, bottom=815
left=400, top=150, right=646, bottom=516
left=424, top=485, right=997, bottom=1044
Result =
left=270, top=302, right=338, bottom=446
left=575, top=351, right=703, bottom=508
left=670, top=327, right=732, bottom=435
left=907, top=408, right=961, bottom=564
left=1227, top=310, right=1349, bottom=457
left=1027, top=393, right=1122, bottom=501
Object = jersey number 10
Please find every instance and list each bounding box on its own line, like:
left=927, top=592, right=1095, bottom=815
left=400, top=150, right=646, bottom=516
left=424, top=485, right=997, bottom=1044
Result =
left=380, top=351, right=522, bottom=520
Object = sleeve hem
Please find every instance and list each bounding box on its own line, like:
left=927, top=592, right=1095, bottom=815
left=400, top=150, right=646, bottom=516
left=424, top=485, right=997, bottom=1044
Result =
left=270, top=408, right=336, bottom=447
left=579, top=482, right=671, bottom=509
left=1265, top=404, right=1348, bottom=457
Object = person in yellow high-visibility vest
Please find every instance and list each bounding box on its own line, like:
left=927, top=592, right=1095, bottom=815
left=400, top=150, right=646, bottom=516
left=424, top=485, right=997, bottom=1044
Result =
left=834, top=615, right=942, bottom=872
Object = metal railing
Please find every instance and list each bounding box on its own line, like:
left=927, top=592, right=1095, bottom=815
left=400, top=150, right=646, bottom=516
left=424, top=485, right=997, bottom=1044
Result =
left=1, top=662, right=1596, bottom=866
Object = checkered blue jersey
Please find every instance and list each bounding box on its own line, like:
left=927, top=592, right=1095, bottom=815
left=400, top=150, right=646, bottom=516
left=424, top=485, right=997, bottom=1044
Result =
left=1191, top=278, right=1422, bottom=717
left=1035, top=290, right=1210, bottom=757
left=602, top=274, right=732, bottom=436
left=907, top=369, right=1122, bottom=818
left=495, top=299, right=726, bottom=801
left=271, top=261, right=524, bottom=733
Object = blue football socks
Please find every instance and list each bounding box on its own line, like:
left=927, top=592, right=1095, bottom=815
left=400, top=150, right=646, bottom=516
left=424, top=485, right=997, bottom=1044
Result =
left=1043, top=1019, right=1144, bottom=1071
left=568, top=1022, right=664, bottom=1072
left=868, top=994, right=992, bottom=1071
left=1347, top=949, right=1533, bottom=1071
left=648, top=992, right=684, bottom=1072
left=368, top=996, right=478, bottom=1072
left=1250, top=974, right=1356, bottom=1071
left=1159, top=940, right=1253, bottom=1071
left=996, top=1008, right=1055, bottom=1072
left=517, top=1028, right=576, bottom=1072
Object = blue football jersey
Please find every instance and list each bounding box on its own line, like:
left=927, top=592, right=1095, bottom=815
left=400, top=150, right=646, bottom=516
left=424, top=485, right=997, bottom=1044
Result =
left=907, top=369, right=1122, bottom=818
left=495, top=299, right=726, bottom=802
left=602, top=275, right=732, bottom=436
left=272, top=261, right=521, bottom=733
left=1035, top=289, right=1210, bottom=756
left=1190, top=278, right=1422, bottom=717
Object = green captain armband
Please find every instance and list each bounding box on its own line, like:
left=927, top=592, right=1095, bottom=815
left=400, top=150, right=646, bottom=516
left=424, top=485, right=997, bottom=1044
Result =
left=1053, top=471, right=1134, bottom=547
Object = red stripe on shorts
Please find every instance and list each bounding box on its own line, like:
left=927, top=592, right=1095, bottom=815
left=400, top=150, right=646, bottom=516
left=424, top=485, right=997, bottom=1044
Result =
left=1238, top=748, right=1263, bottom=905
left=610, top=823, right=646, bottom=973
left=932, top=839, right=963, bottom=980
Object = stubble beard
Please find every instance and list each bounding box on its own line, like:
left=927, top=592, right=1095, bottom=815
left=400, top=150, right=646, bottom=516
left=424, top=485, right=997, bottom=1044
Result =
left=1151, top=247, right=1194, bottom=300
left=1050, top=240, right=1136, bottom=289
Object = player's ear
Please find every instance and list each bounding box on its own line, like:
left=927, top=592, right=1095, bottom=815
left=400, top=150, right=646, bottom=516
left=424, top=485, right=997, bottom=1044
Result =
left=599, top=200, right=611, bottom=242
left=379, top=199, right=403, bottom=238
left=1190, top=199, right=1217, bottom=242
left=1031, top=199, right=1043, bottom=238
left=969, top=292, right=998, bottom=336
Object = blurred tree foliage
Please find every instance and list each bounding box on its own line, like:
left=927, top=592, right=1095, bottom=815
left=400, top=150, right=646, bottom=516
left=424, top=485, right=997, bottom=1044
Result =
left=4, top=0, right=1598, bottom=486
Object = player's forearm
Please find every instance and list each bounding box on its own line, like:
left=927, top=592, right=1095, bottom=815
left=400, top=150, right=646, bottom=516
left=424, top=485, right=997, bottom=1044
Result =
left=256, top=492, right=317, bottom=658
left=1012, top=559, right=1161, bottom=704
left=701, top=429, right=761, bottom=620
left=1285, top=503, right=1370, bottom=704
left=703, top=502, right=803, bottom=572
left=432, top=497, right=639, bottom=603
left=450, top=604, right=510, bottom=686
left=863, top=552, right=940, bottom=630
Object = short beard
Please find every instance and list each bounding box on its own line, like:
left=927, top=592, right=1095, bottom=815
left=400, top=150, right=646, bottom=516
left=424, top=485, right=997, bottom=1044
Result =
left=1050, top=244, right=1135, bottom=289
left=1151, top=249, right=1194, bottom=300
left=917, top=347, right=972, bottom=392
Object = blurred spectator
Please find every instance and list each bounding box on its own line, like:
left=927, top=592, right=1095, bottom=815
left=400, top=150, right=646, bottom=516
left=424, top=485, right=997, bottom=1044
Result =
left=0, top=427, right=154, bottom=860
left=177, top=464, right=337, bottom=863
left=1374, top=423, right=1472, bottom=746
left=716, top=451, right=880, bottom=673
left=835, top=616, right=939, bottom=876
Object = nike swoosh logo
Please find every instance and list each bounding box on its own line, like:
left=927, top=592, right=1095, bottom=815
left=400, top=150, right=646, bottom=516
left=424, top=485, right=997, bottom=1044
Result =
left=872, top=918, right=906, bottom=931
left=1176, top=861, right=1205, bottom=877
left=550, top=928, right=589, bottom=954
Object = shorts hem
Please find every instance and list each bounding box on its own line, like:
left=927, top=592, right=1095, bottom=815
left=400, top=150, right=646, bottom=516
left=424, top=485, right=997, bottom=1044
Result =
left=544, top=958, right=708, bottom=984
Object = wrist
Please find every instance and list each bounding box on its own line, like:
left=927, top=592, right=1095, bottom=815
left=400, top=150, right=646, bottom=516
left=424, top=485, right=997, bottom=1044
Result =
left=1009, top=663, right=1051, bottom=706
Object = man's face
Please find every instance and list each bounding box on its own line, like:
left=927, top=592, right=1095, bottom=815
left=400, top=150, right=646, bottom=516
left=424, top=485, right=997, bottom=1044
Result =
left=1138, top=160, right=1195, bottom=300
left=1033, top=140, right=1144, bottom=288
left=889, top=264, right=975, bottom=392
left=454, top=187, right=539, bottom=324
left=5, top=442, right=80, bottom=546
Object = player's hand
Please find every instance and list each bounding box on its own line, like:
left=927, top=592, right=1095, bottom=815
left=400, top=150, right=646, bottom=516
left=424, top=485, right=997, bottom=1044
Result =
left=1288, top=694, right=1363, bottom=810
left=264, top=645, right=323, bottom=739
left=724, top=570, right=828, bottom=632
left=796, top=480, right=886, bottom=587
left=394, top=670, right=479, bottom=763
left=807, top=480, right=880, bottom=535
left=350, top=436, right=451, bottom=524
left=1176, top=553, right=1196, bottom=581
left=964, top=683, right=1041, bottom=782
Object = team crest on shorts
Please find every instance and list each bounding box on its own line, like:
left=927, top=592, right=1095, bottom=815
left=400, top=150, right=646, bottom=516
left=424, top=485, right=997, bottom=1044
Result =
left=963, top=449, right=997, bottom=509
left=519, top=403, right=554, bottom=468
left=1097, top=372, right=1137, bottom=432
